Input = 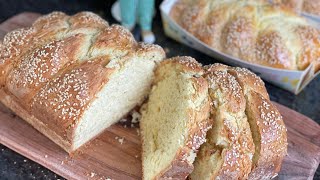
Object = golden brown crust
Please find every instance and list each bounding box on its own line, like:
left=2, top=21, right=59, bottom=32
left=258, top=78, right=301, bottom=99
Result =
left=68, top=11, right=109, bottom=30
left=294, top=26, right=320, bottom=70
left=5, top=34, right=86, bottom=107
left=90, top=25, right=137, bottom=58
left=171, top=0, right=320, bottom=71
left=221, top=6, right=257, bottom=62
left=229, top=66, right=287, bottom=180
left=256, top=31, right=293, bottom=70
left=0, top=90, right=72, bottom=152
left=32, top=12, right=69, bottom=30
left=205, top=64, right=269, bottom=99
left=193, top=63, right=287, bottom=179
left=0, top=27, right=37, bottom=86
left=191, top=64, right=255, bottom=180
left=278, top=0, right=320, bottom=15
left=246, top=91, right=287, bottom=180
left=32, top=12, right=70, bottom=40
left=275, top=0, right=303, bottom=11
left=162, top=56, right=204, bottom=74
left=227, top=67, right=269, bottom=100
left=302, top=0, right=320, bottom=15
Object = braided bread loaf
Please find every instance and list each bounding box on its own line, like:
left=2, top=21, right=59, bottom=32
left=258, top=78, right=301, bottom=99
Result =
left=0, top=12, right=165, bottom=153
left=170, top=0, right=320, bottom=71
left=275, top=0, right=320, bottom=16
left=141, top=57, right=287, bottom=180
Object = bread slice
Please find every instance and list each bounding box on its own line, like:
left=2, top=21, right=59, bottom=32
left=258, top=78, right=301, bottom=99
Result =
left=190, top=64, right=255, bottom=179
left=140, top=57, right=212, bottom=180
left=227, top=67, right=288, bottom=180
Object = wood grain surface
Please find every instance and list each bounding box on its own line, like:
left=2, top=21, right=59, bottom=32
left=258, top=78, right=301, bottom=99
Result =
left=0, top=13, right=319, bottom=180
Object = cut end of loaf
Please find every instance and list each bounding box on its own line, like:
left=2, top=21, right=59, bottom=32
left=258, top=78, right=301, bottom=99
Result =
left=141, top=57, right=211, bottom=180
left=72, top=54, right=162, bottom=150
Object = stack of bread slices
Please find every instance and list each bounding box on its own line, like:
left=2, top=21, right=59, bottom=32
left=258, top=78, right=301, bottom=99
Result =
left=0, top=12, right=287, bottom=180
left=140, top=57, right=288, bottom=180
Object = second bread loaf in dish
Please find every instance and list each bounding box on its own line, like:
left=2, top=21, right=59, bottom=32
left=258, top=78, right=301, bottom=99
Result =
left=170, top=0, right=320, bottom=71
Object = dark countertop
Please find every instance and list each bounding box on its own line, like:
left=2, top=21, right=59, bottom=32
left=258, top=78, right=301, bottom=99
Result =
left=0, top=0, right=319, bottom=179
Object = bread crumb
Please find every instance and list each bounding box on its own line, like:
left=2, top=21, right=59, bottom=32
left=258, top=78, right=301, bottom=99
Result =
left=90, top=172, right=96, bottom=177
left=120, top=118, right=127, bottom=123
left=118, top=137, right=124, bottom=145
left=131, top=110, right=141, bottom=123
left=115, top=136, right=124, bottom=144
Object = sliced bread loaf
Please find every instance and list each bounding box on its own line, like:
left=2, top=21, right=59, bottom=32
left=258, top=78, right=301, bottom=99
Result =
left=190, top=64, right=255, bottom=179
left=140, top=57, right=212, bottom=180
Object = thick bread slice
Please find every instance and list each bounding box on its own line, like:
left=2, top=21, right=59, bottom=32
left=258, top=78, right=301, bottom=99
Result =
left=0, top=12, right=165, bottom=153
left=190, top=64, right=255, bottom=180
left=140, top=57, right=212, bottom=180
left=227, top=67, right=288, bottom=180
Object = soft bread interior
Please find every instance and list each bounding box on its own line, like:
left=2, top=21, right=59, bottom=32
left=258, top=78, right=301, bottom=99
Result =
left=73, top=56, right=158, bottom=150
left=190, top=88, right=234, bottom=179
left=245, top=91, right=262, bottom=165
left=141, top=63, right=201, bottom=180
left=191, top=121, right=224, bottom=180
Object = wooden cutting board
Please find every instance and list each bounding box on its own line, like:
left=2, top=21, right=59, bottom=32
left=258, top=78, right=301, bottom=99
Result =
left=0, top=13, right=320, bottom=180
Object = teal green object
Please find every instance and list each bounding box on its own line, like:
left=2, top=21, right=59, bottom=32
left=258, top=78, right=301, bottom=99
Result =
left=119, top=0, right=154, bottom=31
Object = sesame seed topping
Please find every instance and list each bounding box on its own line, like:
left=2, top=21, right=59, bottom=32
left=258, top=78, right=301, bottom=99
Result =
left=256, top=31, right=291, bottom=68
left=33, top=67, right=90, bottom=123
left=1, top=28, right=35, bottom=64
left=222, top=16, right=255, bottom=61
left=9, top=40, right=69, bottom=90
left=71, top=11, right=109, bottom=27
